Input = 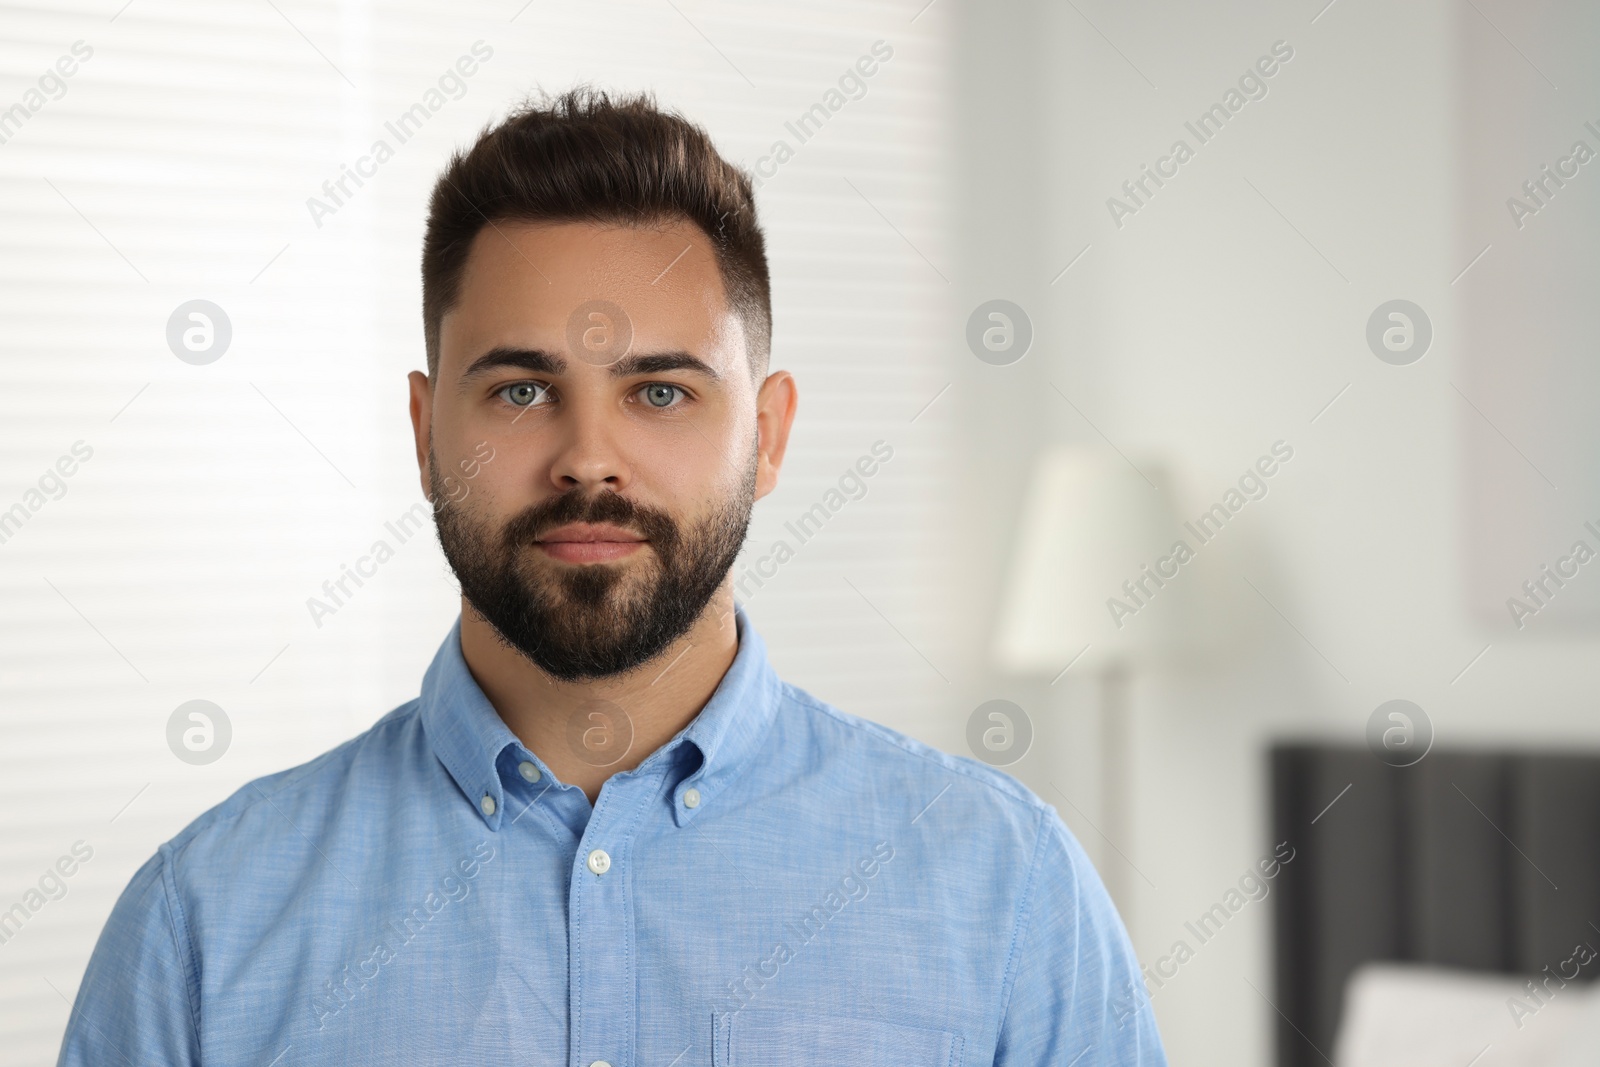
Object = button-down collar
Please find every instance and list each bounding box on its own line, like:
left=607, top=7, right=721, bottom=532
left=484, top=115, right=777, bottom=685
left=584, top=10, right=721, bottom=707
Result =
left=418, top=601, right=782, bottom=830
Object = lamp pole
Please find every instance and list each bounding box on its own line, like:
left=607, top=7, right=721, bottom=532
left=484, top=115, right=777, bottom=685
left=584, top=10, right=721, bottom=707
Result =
left=1099, top=657, right=1133, bottom=925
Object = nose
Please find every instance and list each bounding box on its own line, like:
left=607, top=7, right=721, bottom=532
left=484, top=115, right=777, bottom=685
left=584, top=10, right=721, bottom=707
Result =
left=546, top=399, right=631, bottom=494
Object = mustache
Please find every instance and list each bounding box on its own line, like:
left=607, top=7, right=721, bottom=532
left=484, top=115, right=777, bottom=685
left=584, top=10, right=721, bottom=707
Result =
left=500, top=489, right=680, bottom=550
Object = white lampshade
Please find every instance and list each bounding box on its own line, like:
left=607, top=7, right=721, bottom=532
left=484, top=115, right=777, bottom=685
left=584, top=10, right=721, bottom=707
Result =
left=992, top=445, right=1190, bottom=675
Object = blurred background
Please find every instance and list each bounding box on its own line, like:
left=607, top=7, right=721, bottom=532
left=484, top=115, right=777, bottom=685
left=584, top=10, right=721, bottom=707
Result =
left=4, top=0, right=1600, bottom=1064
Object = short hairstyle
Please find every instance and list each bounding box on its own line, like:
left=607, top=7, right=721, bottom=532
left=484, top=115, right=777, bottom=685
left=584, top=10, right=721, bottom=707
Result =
left=421, top=88, right=771, bottom=383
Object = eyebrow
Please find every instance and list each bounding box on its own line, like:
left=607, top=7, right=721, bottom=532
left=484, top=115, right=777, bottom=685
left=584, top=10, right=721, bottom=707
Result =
left=457, top=346, right=724, bottom=390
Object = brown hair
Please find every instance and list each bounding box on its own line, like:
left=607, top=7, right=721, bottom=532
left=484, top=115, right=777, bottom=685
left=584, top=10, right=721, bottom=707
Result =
left=421, top=87, right=770, bottom=382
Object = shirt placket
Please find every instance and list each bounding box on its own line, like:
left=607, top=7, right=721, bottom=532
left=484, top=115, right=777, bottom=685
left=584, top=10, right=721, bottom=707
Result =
left=569, top=767, right=655, bottom=1067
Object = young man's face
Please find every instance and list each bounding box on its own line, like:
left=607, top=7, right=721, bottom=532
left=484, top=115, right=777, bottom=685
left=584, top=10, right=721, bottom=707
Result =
left=409, top=218, right=785, bottom=681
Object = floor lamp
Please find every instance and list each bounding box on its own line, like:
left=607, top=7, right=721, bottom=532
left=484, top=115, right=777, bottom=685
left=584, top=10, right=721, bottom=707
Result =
left=991, top=445, right=1185, bottom=924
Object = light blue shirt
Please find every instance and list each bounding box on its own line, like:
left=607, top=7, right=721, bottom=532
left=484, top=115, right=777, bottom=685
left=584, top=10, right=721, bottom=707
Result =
left=60, top=603, right=1166, bottom=1066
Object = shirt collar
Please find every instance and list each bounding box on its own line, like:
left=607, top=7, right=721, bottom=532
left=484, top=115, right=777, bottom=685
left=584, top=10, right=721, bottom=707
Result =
left=418, top=601, right=782, bottom=830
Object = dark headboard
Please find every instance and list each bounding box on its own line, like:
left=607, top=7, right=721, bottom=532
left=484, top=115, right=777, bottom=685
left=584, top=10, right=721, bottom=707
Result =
left=1270, top=744, right=1600, bottom=1067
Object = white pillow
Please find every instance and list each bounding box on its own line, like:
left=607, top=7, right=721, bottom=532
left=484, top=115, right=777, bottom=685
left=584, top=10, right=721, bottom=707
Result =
left=1333, top=962, right=1600, bottom=1067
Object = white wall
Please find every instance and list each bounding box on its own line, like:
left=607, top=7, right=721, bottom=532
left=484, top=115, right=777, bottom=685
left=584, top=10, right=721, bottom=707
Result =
left=955, top=2, right=1600, bottom=1066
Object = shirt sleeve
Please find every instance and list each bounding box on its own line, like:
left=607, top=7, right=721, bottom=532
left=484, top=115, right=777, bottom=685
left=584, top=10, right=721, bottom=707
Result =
left=57, top=847, right=201, bottom=1067
left=993, top=809, right=1167, bottom=1066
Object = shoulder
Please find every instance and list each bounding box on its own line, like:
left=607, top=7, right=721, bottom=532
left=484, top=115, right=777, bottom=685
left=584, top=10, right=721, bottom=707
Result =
left=778, top=680, right=1050, bottom=811
left=774, top=680, right=1059, bottom=848
left=767, top=682, right=1122, bottom=977
left=161, top=701, right=423, bottom=878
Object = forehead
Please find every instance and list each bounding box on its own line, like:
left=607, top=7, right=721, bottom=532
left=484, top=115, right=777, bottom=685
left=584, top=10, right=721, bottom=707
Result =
left=438, top=218, right=742, bottom=376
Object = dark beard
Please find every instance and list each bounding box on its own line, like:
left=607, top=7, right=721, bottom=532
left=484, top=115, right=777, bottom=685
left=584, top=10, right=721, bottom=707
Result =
left=430, top=444, right=755, bottom=682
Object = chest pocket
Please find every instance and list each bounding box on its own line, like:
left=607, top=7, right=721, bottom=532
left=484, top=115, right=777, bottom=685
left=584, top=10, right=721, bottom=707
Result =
left=712, top=1009, right=964, bottom=1067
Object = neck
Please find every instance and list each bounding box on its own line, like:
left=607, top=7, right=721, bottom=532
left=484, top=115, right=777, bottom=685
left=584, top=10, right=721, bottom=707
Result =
left=458, top=587, right=740, bottom=804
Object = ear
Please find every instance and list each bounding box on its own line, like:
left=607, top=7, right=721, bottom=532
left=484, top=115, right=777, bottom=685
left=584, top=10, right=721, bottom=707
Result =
left=753, top=369, right=798, bottom=501
left=408, top=370, right=434, bottom=502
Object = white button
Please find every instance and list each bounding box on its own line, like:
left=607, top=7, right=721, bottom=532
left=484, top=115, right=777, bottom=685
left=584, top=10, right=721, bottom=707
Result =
left=480, top=794, right=496, bottom=816
left=590, top=1062, right=612, bottom=1067
left=683, top=787, right=701, bottom=809
left=519, top=761, right=541, bottom=783
left=587, top=849, right=611, bottom=875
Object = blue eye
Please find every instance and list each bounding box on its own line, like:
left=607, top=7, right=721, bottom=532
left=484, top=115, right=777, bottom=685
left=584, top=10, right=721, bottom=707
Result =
left=641, top=383, right=684, bottom=408
left=498, top=382, right=546, bottom=407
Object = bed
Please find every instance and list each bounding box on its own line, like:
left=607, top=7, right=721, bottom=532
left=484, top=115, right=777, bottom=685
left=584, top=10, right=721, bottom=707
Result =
left=1269, top=744, right=1600, bottom=1066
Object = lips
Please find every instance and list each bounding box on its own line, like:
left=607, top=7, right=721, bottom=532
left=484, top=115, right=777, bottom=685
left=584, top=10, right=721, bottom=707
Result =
left=535, top=522, right=646, bottom=544
left=533, top=522, right=647, bottom=563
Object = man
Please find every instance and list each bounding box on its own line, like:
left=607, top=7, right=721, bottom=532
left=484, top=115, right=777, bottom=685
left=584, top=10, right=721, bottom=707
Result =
left=60, top=89, right=1166, bottom=1066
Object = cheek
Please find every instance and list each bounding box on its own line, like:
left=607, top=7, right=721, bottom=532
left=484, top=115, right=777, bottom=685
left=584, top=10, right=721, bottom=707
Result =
left=645, top=422, right=749, bottom=504
left=454, top=461, right=519, bottom=518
